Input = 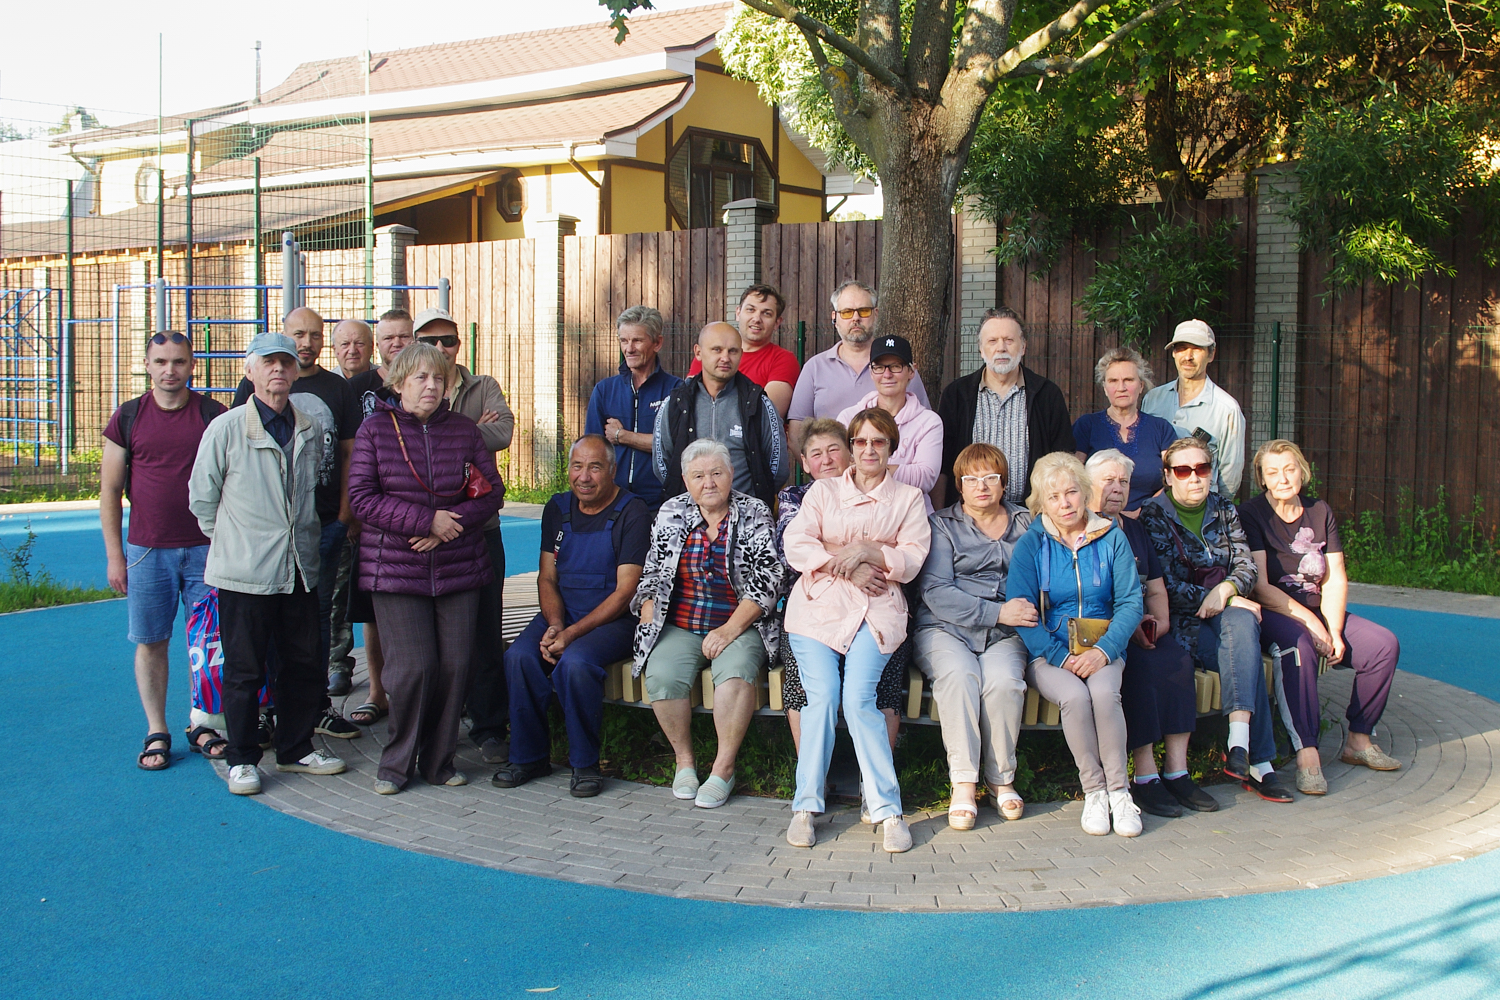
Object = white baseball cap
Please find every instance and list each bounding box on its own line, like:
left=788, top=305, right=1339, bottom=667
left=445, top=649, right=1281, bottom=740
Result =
left=1168, top=319, right=1216, bottom=349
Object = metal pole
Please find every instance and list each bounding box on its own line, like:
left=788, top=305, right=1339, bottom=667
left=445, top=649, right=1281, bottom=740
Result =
left=438, top=277, right=450, bottom=313
left=63, top=183, right=74, bottom=466
left=185, top=119, right=195, bottom=333
left=468, top=321, right=477, bottom=373
left=797, top=319, right=806, bottom=365
left=1269, top=321, right=1282, bottom=440
left=111, top=284, right=121, bottom=411
left=156, top=32, right=164, bottom=275
left=154, top=277, right=168, bottom=334
left=253, top=158, right=264, bottom=330
left=281, top=231, right=298, bottom=320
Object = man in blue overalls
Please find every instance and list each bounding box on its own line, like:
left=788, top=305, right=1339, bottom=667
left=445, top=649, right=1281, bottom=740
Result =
left=494, top=435, right=653, bottom=797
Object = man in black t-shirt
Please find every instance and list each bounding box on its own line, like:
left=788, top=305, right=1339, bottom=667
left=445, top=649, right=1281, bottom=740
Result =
left=232, top=307, right=362, bottom=739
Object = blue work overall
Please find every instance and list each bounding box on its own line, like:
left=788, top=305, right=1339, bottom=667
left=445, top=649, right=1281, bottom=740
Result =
left=505, top=492, right=637, bottom=768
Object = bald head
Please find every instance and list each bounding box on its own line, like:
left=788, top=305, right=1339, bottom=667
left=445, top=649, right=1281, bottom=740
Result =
left=694, top=321, right=743, bottom=388
left=333, top=318, right=374, bottom=377
left=283, top=307, right=325, bottom=373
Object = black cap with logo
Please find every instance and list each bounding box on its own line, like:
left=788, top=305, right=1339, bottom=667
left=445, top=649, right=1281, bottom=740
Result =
left=871, top=335, right=913, bottom=367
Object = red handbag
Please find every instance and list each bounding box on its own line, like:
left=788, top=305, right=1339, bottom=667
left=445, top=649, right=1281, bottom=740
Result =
left=389, top=412, right=493, bottom=499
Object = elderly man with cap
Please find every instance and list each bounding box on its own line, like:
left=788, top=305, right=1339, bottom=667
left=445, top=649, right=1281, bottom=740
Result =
left=1142, top=319, right=1246, bottom=496
left=408, top=306, right=517, bottom=762
left=189, top=332, right=347, bottom=795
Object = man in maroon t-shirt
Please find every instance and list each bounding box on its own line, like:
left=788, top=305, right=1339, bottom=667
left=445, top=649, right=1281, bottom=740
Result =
left=687, top=284, right=801, bottom=419
left=101, top=332, right=227, bottom=770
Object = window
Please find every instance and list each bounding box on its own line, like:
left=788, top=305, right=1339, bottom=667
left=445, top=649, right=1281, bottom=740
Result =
left=666, top=129, right=776, bottom=229
left=496, top=170, right=525, bottom=222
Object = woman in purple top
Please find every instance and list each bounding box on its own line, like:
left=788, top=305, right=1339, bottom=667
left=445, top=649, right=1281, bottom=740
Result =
left=1073, top=347, right=1179, bottom=511
left=348, top=343, right=504, bottom=794
left=1240, top=439, right=1401, bottom=797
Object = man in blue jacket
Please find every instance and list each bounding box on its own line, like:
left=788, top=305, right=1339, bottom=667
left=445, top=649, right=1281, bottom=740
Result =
left=585, top=306, right=682, bottom=509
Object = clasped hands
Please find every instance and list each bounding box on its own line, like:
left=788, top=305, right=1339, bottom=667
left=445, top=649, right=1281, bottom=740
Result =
left=409, top=508, right=463, bottom=553
left=823, top=541, right=888, bottom=595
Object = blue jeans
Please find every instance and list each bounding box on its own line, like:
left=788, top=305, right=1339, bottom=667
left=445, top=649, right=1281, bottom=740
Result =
left=125, top=543, right=210, bottom=644
left=790, top=626, right=901, bottom=822
left=505, top=613, right=636, bottom=768
left=1197, top=606, right=1277, bottom=766
left=316, top=520, right=348, bottom=673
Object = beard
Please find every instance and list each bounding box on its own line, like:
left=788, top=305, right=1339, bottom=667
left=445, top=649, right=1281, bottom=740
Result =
left=987, top=353, right=1020, bottom=376
left=842, top=326, right=874, bottom=345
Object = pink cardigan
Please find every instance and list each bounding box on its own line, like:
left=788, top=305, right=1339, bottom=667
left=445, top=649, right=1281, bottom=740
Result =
left=836, top=391, right=943, bottom=512
left=781, top=468, right=932, bottom=654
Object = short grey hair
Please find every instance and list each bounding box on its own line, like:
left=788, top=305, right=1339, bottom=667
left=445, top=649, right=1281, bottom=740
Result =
left=570, top=434, right=617, bottom=471
left=616, top=305, right=663, bottom=340
left=1085, top=448, right=1136, bottom=480
left=384, top=342, right=456, bottom=396
left=681, top=438, right=732, bottom=473
left=333, top=318, right=372, bottom=344
left=829, top=279, right=877, bottom=310
left=1094, top=345, right=1155, bottom=393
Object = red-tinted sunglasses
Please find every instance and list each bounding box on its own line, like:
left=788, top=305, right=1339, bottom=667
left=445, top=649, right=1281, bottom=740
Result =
left=1166, top=462, right=1212, bottom=480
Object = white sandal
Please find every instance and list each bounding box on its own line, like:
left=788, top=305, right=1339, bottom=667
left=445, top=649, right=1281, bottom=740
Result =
left=990, top=785, right=1025, bottom=821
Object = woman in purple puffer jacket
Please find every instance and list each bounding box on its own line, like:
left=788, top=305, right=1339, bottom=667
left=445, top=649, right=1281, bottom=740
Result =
left=348, top=343, right=504, bottom=794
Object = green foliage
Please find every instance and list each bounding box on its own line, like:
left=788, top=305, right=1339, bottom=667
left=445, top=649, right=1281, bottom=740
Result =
left=1342, top=487, right=1500, bottom=595
left=1291, top=92, right=1500, bottom=287
left=1078, top=215, right=1242, bottom=345
left=0, top=521, right=115, bottom=613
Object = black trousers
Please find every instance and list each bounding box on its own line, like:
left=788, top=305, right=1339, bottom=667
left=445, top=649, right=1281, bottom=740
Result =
left=220, top=581, right=324, bottom=767
left=465, top=526, right=508, bottom=744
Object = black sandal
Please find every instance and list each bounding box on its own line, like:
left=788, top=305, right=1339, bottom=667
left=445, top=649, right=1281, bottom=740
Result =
left=186, top=725, right=228, bottom=759
left=138, top=732, right=172, bottom=771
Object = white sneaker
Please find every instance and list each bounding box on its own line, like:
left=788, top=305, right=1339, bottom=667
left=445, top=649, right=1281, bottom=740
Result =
left=1080, top=789, right=1111, bottom=836
left=275, top=750, right=346, bottom=774
left=228, top=764, right=261, bottom=795
left=786, top=811, right=817, bottom=848
left=1109, top=789, right=1143, bottom=837
left=882, top=816, right=913, bottom=853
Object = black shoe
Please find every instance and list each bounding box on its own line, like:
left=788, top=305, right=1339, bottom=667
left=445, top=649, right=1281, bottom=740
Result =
left=315, top=710, right=361, bottom=739
left=1222, top=746, right=1250, bottom=781
left=1163, top=774, right=1220, bottom=812
left=479, top=737, right=509, bottom=764
left=1242, top=770, right=1295, bottom=803
left=491, top=759, right=553, bottom=788
left=327, top=669, right=352, bottom=697
left=1130, top=778, right=1183, bottom=818
left=257, top=712, right=275, bottom=750
left=570, top=766, right=604, bottom=798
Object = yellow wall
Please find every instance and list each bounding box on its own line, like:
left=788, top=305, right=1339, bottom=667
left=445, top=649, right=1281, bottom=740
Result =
left=608, top=166, right=668, bottom=235
left=778, top=190, right=822, bottom=225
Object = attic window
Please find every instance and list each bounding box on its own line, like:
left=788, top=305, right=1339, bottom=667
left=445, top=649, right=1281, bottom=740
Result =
left=496, top=170, right=525, bottom=222
left=667, top=129, right=776, bottom=230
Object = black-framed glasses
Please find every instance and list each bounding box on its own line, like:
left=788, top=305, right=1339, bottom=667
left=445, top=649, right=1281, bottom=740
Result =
left=148, top=332, right=191, bottom=346
left=418, top=335, right=460, bottom=348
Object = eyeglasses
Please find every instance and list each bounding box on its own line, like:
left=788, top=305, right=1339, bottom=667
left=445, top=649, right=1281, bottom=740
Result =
left=835, top=307, right=875, bottom=319
left=1167, top=462, right=1213, bottom=480
left=960, top=473, right=1004, bottom=488
left=148, top=332, right=191, bottom=346
left=851, top=436, right=890, bottom=449
left=869, top=362, right=908, bottom=374
left=418, top=335, right=460, bottom=348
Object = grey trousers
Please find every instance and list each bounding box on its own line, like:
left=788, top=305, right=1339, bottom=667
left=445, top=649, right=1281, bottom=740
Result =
left=371, top=589, right=481, bottom=788
left=1026, top=655, right=1128, bottom=794
left=327, top=537, right=356, bottom=674
left=914, top=627, right=1028, bottom=786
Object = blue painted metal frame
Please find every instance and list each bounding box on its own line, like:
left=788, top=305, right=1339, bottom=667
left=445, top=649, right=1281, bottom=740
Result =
left=0, top=289, right=64, bottom=467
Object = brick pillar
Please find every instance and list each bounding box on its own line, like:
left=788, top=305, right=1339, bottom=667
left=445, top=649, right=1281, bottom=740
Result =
left=375, top=224, right=417, bottom=314
left=722, top=198, right=777, bottom=321
left=1252, top=163, right=1301, bottom=448
left=957, top=198, right=999, bottom=373
left=530, top=213, right=578, bottom=479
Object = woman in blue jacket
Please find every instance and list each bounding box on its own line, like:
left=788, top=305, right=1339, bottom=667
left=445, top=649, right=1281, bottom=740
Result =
left=1008, top=453, right=1145, bottom=837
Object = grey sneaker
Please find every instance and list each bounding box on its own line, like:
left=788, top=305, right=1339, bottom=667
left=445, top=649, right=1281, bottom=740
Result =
left=480, top=738, right=509, bottom=764
left=275, top=751, right=347, bottom=775
left=442, top=771, right=469, bottom=787
left=787, top=811, right=817, bottom=848
left=882, top=816, right=913, bottom=853
left=228, top=764, right=261, bottom=795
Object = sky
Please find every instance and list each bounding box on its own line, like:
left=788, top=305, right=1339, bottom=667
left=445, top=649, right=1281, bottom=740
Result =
left=0, top=0, right=715, bottom=128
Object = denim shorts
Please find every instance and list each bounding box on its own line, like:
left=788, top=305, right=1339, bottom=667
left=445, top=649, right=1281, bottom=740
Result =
left=126, top=543, right=211, bottom=644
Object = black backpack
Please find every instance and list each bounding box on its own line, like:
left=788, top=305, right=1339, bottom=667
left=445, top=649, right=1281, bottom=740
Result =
left=117, top=393, right=225, bottom=499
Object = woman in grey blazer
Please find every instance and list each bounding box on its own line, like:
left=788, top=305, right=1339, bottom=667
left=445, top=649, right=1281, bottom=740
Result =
left=913, top=443, right=1039, bottom=830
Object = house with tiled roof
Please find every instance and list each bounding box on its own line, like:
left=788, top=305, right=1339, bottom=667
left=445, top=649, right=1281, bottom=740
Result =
left=1, top=3, right=865, bottom=258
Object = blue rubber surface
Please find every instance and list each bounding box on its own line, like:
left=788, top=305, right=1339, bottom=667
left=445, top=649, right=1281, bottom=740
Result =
left=3, top=517, right=1500, bottom=999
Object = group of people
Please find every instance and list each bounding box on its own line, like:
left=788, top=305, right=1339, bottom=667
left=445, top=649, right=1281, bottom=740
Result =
left=104, top=278, right=1404, bottom=854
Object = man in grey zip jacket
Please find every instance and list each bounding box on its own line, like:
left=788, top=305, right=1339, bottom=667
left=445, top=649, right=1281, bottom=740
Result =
left=189, top=332, right=346, bottom=795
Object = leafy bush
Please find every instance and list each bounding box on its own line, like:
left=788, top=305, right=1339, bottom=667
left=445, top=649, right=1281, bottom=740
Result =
left=1342, top=487, right=1500, bottom=595
left=0, top=521, right=115, bottom=613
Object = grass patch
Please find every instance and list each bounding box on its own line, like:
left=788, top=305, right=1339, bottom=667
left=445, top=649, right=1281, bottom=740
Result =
left=0, top=521, right=115, bottom=613
left=1343, top=487, right=1500, bottom=595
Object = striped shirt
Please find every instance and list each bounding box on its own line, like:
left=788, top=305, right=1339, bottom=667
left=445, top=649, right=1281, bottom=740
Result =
left=670, top=516, right=738, bottom=633
left=973, top=381, right=1029, bottom=502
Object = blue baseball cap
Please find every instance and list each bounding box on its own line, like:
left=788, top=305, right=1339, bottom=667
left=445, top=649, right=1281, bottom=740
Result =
left=246, top=332, right=298, bottom=360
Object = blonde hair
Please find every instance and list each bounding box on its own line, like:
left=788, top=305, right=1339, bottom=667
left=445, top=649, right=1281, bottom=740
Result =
left=1253, top=438, right=1312, bottom=490
left=1026, top=452, right=1093, bottom=516
left=385, top=342, right=455, bottom=397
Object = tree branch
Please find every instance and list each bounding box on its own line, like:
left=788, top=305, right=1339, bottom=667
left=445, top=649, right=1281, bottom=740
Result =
left=796, top=22, right=876, bottom=153
left=1005, top=0, right=1184, bottom=79
left=981, top=0, right=1109, bottom=84
left=738, top=0, right=908, bottom=94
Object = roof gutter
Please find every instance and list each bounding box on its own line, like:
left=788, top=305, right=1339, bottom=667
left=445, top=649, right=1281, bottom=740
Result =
left=567, top=143, right=602, bottom=188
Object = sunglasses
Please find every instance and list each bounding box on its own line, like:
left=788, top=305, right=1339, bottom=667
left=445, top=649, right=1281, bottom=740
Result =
left=418, top=335, right=460, bottom=348
left=835, top=307, right=875, bottom=319
left=148, top=332, right=191, bottom=346
left=1167, top=462, right=1213, bottom=480
left=851, top=436, right=890, bottom=449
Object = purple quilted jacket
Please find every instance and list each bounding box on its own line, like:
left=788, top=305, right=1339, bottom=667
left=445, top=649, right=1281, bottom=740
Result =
left=349, top=399, right=504, bottom=596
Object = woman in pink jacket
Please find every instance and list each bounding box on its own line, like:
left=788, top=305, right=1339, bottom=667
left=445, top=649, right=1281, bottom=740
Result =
left=836, top=335, right=943, bottom=512
left=781, top=407, right=932, bottom=853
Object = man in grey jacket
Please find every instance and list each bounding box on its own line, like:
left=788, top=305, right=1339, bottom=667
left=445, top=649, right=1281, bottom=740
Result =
left=189, top=332, right=347, bottom=795
left=413, top=306, right=518, bottom=762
